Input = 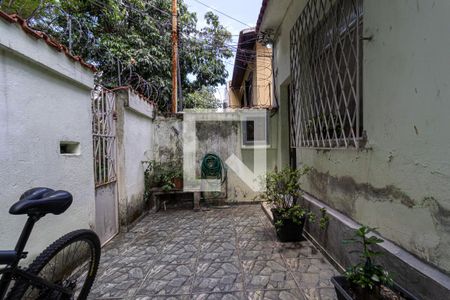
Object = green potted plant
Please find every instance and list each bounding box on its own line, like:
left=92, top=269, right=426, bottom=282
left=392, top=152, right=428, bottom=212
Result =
left=331, top=226, right=418, bottom=300
left=144, top=160, right=176, bottom=191
left=259, top=167, right=314, bottom=242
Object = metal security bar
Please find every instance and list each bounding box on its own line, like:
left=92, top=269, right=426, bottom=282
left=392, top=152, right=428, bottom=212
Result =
left=92, top=86, right=117, bottom=187
left=290, top=0, right=364, bottom=148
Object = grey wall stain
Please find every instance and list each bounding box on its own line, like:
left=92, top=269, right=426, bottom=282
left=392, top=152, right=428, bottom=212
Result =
left=308, top=168, right=416, bottom=209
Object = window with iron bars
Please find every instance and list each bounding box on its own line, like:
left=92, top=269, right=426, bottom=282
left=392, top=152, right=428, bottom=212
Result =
left=290, top=0, right=364, bottom=148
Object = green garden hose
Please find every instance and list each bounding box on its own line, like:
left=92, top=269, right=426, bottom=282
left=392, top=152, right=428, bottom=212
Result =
left=200, top=153, right=227, bottom=184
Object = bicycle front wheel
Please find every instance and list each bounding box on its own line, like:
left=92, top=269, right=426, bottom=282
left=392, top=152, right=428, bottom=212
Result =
left=7, top=229, right=101, bottom=300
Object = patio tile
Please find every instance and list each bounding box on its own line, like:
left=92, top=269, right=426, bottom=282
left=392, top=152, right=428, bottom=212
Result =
left=125, top=244, right=163, bottom=258
left=133, top=296, right=190, bottom=300
left=301, top=287, right=337, bottom=300
left=101, top=233, right=136, bottom=254
left=286, top=257, right=338, bottom=290
left=238, top=240, right=281, bottom=261
left=136, top=230, right=173, bottom=243
left=205, top=219, right=235, bottom=228
left=191, top=292, right=245, bottom=300
left=91, top=205, right=339, bottom=300
left=246, top=289, right=305, bottom=300
left=234, top=217, right=265, bottom=227
left=318, top=287, right=338, bottom=300
left=285, top=257, right=334, bottom=273
left=192, top=261, right=244, bottom=293
left=198, top=241, right=239, bottom=263
left=178, top=219, right=207, bottom=229
left=137, top=264, right=195, bottom=296
left=277, top=241, right=322, bottom=259
left=235, top=226, right=268, bottom=235
left=159, top=242, right=199, bottom=264
left=90, top=259, right=151, bottom=298
left=173, top=228, right=204, bottom=238
left=242, top=259, right=297, bottom=290
left=202, top=232, right=236, bottom=243
left=204, top=227, right=236, bottom=237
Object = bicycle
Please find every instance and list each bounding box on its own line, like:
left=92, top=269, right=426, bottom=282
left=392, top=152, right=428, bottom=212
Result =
left=0, top=187, right=101, bottom=299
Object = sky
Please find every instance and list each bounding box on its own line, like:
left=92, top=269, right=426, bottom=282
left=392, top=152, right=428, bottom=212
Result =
left=183, top=0, right=262, bottom=100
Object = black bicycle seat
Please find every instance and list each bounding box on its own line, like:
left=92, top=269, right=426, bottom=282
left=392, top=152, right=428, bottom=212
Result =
left=9, top=187, right=73, bottom=216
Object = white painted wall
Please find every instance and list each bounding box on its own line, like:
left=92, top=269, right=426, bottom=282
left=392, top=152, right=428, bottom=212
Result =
left=0, top=20, right=94, bottom=262
left=116, top=89, right=155, bottom=228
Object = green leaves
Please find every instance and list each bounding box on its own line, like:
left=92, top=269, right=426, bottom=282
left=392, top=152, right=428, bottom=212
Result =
left=3, top=0, right=232, bottom=111
left=274, top=205, right=308, bottom=226
left=184, top=86, right=221, bottom=109
left=319, top=207, right=329, bottom=229
left=366, top=235, right=384, bottom=245
left=259, top=167, right=310, bottom=210
left=344, top=225, right=392, bottom=290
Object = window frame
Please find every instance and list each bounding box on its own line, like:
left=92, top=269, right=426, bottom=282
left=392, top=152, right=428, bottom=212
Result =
left=290, top=0, right=365, bottom=149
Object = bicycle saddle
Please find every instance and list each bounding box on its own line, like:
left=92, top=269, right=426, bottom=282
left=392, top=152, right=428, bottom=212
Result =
left=9, top=187, right=73, bottom=216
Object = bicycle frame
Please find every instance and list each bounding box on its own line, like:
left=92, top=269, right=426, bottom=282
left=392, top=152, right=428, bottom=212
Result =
left=0, top=214, right=72, bottom=299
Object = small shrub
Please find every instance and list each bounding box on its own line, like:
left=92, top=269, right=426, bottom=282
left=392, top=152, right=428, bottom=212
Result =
left=344, top=226, right=393, bottom=290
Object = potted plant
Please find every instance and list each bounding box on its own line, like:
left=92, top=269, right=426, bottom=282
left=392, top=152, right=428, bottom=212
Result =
left=331, top=226, right=418, bottom=300
left=259, top=167, right=315, bottom=242
left=144, top=160, right=176, bottom=191
left=170, top=165, right=183, bottom=190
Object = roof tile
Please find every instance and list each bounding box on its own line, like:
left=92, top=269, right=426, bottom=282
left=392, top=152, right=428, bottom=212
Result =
left=0, top=10, right=96, bottom=72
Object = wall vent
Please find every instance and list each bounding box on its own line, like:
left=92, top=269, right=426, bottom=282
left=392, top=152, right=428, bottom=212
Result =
left=60, top=141, right=80, bottom=155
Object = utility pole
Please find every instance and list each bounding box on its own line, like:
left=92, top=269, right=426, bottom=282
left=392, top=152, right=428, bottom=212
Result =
left=171, top=0, right=178, bottom=113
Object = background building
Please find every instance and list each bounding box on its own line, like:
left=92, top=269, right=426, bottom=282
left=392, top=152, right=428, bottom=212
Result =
left=227, top=28, right=273, bottom=109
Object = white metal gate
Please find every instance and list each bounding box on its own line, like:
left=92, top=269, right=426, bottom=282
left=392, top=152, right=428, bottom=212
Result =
left=92, top=86, right=118, bottom=245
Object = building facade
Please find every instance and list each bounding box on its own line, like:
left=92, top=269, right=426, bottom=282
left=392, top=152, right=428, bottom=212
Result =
left=228, top=28, right=273, bottom=109
left=257, top=0, right=450, bottom=298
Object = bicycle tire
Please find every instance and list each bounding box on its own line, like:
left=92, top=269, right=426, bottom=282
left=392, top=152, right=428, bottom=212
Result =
left=7, top=229, right=101, bottom=300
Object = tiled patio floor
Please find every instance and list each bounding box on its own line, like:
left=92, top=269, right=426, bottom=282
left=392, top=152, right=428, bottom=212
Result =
left=90, top=205, right=339, bottom=300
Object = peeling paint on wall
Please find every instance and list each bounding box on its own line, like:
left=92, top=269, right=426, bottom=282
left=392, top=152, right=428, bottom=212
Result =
left=303, top=167, right=450, bottom=275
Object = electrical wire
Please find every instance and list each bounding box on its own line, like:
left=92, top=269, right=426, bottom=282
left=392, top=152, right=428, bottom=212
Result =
left=21, top=0, right=268, bottom=105
left=190, top=0, right=253, bottom=28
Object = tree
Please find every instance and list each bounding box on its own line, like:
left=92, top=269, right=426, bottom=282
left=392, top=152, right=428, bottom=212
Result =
left=1, top=0, right=232, bottom=111
left=184, top=87, right=221, bottom=109
left=180, top=11, right=233, bottom=93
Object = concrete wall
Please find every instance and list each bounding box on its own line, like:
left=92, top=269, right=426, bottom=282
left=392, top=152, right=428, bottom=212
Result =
left=297, top=0, right=450, bottom=276
left=153, top=115, right=183, bottom=165
left=260, top=0, right=450, bottom=296
left=116, top=89, right=155, bottom=229
left=152, top=111, right=280, bottom=204
left=0, top=19, right=95, bottom=261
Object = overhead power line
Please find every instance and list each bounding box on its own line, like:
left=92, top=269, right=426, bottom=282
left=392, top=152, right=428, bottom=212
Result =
left=191, top=0, right=252, bottom=28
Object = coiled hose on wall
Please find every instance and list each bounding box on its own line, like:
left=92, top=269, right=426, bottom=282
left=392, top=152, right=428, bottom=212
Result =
left=200, top=153, right=227, bottom=199
left=201, top=153, right=227, bottom=183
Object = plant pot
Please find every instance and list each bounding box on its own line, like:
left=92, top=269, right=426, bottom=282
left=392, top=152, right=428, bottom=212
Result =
left=271, top=208, right=306, bottom=242
left=331, top=276, right=419, bottom=300
left=172, top=177, right=183, bottom=190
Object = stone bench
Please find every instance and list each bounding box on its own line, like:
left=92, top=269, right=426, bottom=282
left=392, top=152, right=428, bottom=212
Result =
left=150, top=188, right=201, bottom=211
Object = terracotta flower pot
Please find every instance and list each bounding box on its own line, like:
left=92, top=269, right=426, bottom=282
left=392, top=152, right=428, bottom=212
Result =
left=172, top=177, right=183, bottom=190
